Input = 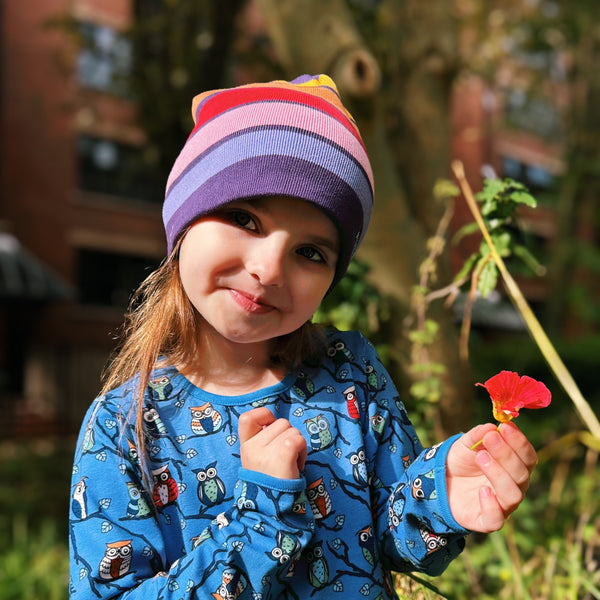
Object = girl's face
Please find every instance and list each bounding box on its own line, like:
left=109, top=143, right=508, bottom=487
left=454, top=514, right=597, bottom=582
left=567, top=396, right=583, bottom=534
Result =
left=179, top=196, right=339, bottom=354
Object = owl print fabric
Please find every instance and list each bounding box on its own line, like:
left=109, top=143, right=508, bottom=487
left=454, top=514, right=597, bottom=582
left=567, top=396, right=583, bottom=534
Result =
left=69, top=330, right=469, bottom=599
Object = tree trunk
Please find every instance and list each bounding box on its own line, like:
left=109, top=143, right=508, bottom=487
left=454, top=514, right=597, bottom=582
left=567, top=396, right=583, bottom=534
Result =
left=255, top=0, right=472, bottom=434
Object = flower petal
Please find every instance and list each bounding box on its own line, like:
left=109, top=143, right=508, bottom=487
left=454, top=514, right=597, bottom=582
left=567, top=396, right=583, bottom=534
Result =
left=513, top=376, right=552, bottom=410
left=476, top=370, right=551, bottom=422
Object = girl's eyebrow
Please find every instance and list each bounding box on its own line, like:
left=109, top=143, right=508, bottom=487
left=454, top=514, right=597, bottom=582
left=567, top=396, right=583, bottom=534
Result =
left=306, top=234, right=339, bottom=253
left=235, top=199, right=339, bottom=252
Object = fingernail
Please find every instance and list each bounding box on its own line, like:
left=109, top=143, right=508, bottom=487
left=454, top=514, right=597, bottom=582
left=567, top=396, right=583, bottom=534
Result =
left=478, top=450, right=492, bottom=466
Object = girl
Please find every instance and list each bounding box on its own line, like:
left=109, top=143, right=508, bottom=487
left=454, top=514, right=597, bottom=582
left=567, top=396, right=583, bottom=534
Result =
left=69, top=74, right=537, bottom=599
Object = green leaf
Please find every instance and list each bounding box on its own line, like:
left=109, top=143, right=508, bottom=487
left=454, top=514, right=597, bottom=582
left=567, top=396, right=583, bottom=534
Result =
left=433, top=178, right=460, bottom=200
left=513, top=244, right=547, bottom=276
left=453, top=252, right=479, bottom=283
left=452, top=222, right=480, bottom=244
left=476, top=178, right=504, bottom=202
left=489, top=231, right=512, bottom=257
left=510, top=190, right=537, bottom=207
left=424, top=319, right=439, bottom=337
left=477, top=258, right=498, bottom=297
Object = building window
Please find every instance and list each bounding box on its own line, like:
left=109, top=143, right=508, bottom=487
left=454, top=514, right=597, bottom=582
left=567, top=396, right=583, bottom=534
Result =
left=77, top=249, right=160, bottom=307
left=77, top=134, right=163, bottom=203
left=77, top=21, right=132, bottom=96
left=501, top=156, right=556, bottom=195
left=503, top=89, right=562, bottom=141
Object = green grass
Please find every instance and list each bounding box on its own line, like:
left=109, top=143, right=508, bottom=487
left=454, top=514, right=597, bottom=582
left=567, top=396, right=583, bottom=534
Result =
left=0, top=438, right=73, bottom=600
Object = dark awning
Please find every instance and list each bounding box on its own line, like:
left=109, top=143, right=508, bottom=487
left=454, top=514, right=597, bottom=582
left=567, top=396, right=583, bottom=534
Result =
left=0, top=233, right=73, bottom=301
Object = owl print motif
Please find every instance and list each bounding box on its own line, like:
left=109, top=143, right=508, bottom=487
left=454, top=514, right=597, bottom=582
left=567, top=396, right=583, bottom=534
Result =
left=98, top=540, right=133, bottom=580
left=143, top=405, right=167, bottom=438
left=306, top=477, right=332, bottom=519
left=125, top=482, right=151, bottom=518
left=152, top=465, right=178, bottom=508
left=365, top=360, right=379, bottom=391
left=370, top=412, right=386, bottom=439
left=306, top=541, right=329, bottom=589
left=347, top=447, right=369, bottom=486
left=235, top=480, right=258, bottom=511
left=388, top=483, right=406, bottom=530
left=304, top=414, right=333, bottom=451
left=343, top=385, right=359, bottom=419
left=327, top=339, right=354, bottom=374
left=411, top=470, right=437, bottom=501
left=292, top=370, right=315, bottom=399
left=190, top=402, right=223, bottom=436
left=419, top=522, right=448, bottom=556
left=268, top=530, right=302, bottom=577
left=211, top=567, right=247, bottom=600
left=194, top=462, right=226, bottom=507
left=292, top=491, right=307, bottom=516
left=147, top=375, right=173, bottom=401
left=71, top=476, right=88, bottom=520
left=81, top=423, right=95, bottom=453
left=357, top=524, right=376, bottom=566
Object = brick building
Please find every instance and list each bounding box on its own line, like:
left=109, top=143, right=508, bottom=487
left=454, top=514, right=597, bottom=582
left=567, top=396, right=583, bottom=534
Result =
left=1, top=0, right=165, bottom=435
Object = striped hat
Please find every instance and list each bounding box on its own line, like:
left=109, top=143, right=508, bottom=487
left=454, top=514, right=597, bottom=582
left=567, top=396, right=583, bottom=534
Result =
left=163, top=74, right=374, bottom=289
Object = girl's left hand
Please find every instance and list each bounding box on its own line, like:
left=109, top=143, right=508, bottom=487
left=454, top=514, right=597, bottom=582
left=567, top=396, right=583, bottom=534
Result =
left=445, top=421, right=537, bottom=532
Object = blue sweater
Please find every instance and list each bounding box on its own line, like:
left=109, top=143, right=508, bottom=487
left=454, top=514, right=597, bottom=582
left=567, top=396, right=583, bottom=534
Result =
left=69, top=330, right=469, bottom=599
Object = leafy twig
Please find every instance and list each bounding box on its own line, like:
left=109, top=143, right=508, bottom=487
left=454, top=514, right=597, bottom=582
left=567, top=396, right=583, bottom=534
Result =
left=451, top=160, right=600, bottom=439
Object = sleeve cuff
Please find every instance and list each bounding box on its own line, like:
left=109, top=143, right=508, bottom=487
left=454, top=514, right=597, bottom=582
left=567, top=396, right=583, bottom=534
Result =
left=238, top=467, right=306, bottom=493
left=433, top=434, right=472, bottom=535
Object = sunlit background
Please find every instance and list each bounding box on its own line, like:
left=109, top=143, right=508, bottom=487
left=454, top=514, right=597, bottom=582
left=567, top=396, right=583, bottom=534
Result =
left=1, top=1, right=598, bottom=598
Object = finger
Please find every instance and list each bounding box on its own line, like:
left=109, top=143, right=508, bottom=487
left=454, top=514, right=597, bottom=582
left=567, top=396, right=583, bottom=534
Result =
left=256, top=418, right=296, bottom=445
left=475, top=449, right=525, bottom=514
left=462, top=423, right=498, bottom=449
left=477, top=486, right=505, bottom=532
left=277, top=427, right=308, bottom=470
left=296, top=431, right=308, bottom=472
left=481, top=428, right=531, bottom=490
left=238, top=407, right=276, bottom=443
left=497, top=422, right=538, bottom=471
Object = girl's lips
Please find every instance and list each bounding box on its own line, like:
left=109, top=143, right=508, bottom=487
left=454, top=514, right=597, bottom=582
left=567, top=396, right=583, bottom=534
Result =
left=229, top=289, right=276, bottom=314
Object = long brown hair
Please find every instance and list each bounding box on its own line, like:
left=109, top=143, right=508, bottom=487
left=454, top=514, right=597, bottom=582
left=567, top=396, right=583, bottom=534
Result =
left=100, top=246, right=326, bottom=492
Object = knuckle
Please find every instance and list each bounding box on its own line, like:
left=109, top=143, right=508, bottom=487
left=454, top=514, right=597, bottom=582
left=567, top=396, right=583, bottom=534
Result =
left=505, top=489, right=524, bottom=511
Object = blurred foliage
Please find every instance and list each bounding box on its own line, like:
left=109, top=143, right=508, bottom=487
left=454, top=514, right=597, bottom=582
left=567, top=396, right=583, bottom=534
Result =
left=0, top=515, right=69, bottom=600
left=0, top=440, right=73, bottom=600
left=453, top=177, right=545, bottom=298
left=313, top=257, right=393, bottom=364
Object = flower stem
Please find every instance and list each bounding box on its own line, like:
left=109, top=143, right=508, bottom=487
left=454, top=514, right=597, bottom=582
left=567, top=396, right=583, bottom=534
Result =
left=470, top=424, right=502, bottom=450
left=452, top=160, right=600, bottom=439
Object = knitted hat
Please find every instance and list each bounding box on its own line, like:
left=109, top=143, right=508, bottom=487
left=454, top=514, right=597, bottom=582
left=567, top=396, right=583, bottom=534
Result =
left=162, top=74, right=374, bottom=289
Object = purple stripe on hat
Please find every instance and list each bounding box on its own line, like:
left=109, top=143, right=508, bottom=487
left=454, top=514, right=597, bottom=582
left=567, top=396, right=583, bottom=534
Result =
left=166, top=101, right=373, bottom=192
left=163, top=127, right=372, bottom=231
left=165, top=155, right=364, bottom=287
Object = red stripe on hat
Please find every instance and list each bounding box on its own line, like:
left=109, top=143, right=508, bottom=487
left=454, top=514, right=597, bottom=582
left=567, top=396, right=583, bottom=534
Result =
left=188, top=86, right=366, bottom=152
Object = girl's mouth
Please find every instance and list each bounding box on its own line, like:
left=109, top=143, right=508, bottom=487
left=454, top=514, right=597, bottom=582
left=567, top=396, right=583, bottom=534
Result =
left=229, top=289, right=276, bottom=314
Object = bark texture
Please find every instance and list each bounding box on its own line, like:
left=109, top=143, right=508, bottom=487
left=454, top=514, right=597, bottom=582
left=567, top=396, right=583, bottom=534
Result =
left=255, top=0, right=472, bottom=433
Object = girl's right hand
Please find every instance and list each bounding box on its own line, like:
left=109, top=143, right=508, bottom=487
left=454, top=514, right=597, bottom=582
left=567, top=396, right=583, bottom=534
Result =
left=238, top=407, right=307, bottom=479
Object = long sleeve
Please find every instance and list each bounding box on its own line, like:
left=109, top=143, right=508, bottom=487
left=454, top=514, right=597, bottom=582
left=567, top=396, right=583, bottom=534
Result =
left=68, top=395, right=315, bottom=599
left=355, top=336, right=470, bottom=576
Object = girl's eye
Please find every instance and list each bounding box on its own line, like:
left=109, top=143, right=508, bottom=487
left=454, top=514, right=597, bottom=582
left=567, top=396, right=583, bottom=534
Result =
left=228, top=210, right=258, bottom=231
left=297, top=246, right=326, bottom=263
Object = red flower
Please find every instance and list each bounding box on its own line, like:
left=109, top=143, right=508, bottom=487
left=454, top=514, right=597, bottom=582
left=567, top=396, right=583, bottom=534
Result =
left=476, top=370, right=552, bottom=423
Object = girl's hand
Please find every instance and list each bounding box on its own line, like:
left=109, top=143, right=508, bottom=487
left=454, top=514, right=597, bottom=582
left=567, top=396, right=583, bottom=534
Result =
left=445, top=422, right=537, bottom=532
left=238, top=407, right=307, bottom=479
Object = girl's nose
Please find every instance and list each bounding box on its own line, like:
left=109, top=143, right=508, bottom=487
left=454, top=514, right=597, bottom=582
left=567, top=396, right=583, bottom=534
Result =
left=246, top=235, right=287, bottom=287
